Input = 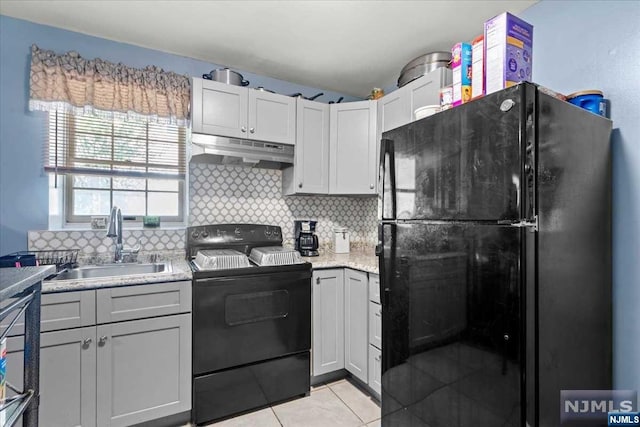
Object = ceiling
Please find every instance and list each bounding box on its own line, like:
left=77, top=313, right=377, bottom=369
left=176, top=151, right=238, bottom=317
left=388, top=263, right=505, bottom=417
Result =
left=0, top=0, right=536, bottom=97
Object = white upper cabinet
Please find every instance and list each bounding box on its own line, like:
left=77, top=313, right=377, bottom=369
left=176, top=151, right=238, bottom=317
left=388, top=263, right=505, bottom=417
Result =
left=377, top=85, right=411, bottom=134
left=329, top=100, right=377, bottom=195
left=192, top=78, right=296, bottom=145
left=283, top=99, right=330, bottom=195
left=248, top=89, right=296, bottom=145
left=377, top=67, right=452, bottom=134
left=192, top=78, right=248, bottom=139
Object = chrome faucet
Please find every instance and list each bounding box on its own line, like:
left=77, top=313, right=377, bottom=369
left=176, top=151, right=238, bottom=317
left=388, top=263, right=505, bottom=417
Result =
left=106, top=206, right=140, bottom=263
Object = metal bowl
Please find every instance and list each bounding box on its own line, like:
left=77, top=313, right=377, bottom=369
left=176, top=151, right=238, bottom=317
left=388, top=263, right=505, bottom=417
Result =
left=398, top=51, right=452, bottom=87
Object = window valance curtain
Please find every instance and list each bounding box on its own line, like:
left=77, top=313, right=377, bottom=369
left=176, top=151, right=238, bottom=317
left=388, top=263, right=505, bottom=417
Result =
left=29, top=44, right=191, bottom=126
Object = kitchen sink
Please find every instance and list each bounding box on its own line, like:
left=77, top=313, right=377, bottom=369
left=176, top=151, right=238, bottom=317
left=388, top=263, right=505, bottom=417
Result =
left=51, top=262, right=173, bottom=281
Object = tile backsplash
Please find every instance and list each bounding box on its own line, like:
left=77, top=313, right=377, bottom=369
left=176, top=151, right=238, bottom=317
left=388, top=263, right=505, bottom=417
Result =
left=189, top=163, right=378, bottom=247
left=28, top=163, right=378, bottom=258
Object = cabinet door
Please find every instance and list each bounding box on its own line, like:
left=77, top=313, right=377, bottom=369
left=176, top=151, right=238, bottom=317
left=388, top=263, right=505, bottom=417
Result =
left=192, top=78, right=248, bottom=138
left=408, top=67, right=452, bottom=119
left=248, top=89, right=296, bottom=145
left=368, top=274, right=380, bottom=304
left=344, top=269, right=368, bottom=383
left=295, top=99, right=330, bottom=194
left=369, top=301, right=382, bottom=350
left=368, top=345, right=381, bottom=396
left=6, top=327, right=97, bottom=427
left=312, top=269, right=344, bottom=376
left=96, top=314, right=191, bottom=427
left=329, top=100, right=377, bottom=194
left=377, top=86, right=411, bottom=133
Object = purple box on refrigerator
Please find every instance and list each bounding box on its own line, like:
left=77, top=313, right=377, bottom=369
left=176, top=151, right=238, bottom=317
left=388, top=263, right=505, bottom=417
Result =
left=484, top=12, right=533, bottom=94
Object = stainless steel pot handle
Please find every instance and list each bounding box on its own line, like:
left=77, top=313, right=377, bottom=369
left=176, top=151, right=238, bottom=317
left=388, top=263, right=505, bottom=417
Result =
left=202, top=74, right=212, bottom=80
left=241, top=80, right=250, bottom=86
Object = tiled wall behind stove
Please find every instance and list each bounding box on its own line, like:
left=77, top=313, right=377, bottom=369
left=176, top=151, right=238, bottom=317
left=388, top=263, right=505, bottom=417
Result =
left=190, top=163, right=378, bottom=247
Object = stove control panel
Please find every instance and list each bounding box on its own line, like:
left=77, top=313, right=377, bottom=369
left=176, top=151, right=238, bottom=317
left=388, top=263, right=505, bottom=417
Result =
left=187, top=224, right=282, bottom=246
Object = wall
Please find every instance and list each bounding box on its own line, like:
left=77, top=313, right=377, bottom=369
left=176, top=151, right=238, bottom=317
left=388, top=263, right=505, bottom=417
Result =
left=520, top=1, right=640, bottom=394
left=0, top=15, right=360, bottom=254
left=190, top=163, right=377, bottom=246
left=28, top=162, right=378, bottom=259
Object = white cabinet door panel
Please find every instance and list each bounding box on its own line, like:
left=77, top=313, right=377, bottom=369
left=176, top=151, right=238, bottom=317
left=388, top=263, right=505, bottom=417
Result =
left=369, top=301, right=382, bottom=350
left=344, top=269, right=368, bottom=383
left=193, top=78, right=247, bottom=138
left=96, top=314, right=191, bottom=427
left=312, top=269, right=345, bottom=376
left=249, top=90, right=296, bottom=145
left=6, top=327, right=97, bottom=427
left=329, top=101, right=377, bottom=195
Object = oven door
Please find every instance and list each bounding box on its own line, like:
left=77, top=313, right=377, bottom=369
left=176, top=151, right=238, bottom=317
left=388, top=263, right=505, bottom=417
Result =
left=193, top=268, right=311, bottom=375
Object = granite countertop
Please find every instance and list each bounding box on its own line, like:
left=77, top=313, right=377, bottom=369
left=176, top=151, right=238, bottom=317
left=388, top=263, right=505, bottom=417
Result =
left=303, top=248, right=379, bottom=274
left=0, top=265, right=56, bottom=300
left=42, top=259, right=192, bottom=293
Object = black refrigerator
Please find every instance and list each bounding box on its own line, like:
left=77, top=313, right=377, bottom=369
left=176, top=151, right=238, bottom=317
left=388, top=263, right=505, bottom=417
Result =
left=377, top=83, right=612, bottom=427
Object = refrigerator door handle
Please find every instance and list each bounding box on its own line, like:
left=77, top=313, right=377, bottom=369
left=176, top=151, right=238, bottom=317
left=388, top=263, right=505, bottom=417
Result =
left=380, top=138, right=397, bottom=220
left=497, top=216, right=538, bottom=232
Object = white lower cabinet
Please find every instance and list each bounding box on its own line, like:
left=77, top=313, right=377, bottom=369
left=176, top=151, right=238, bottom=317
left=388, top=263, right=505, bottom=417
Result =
left=6, top=327, right=97, bottom=427
left=5, top=282, right=192, bottom=427
left=312, top=269, right=345, bottom=375
left=312, top=269, right=381, bottom=396
left=368, top=301, right=382, bottom=350
left=96, top=314, right=192, bottom=427
left=368, top=345, right=382, bottom=396
left=344, top=269, right=369, bottom=383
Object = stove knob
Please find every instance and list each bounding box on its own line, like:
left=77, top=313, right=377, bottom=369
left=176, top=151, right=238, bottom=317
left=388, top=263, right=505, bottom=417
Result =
left=234, top=227, right=241, bottom=236
left=191, top=231, right=200, bottom=239
left=264, top=228, right=271, bottom=236
left=201, top=230, right=209, bottom=238
left=217, top=229, right=222, bottom=237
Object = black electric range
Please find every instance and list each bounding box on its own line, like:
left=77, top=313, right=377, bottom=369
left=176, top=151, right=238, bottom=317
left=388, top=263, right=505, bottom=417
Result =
left=187, top=224, right=311, bottom=425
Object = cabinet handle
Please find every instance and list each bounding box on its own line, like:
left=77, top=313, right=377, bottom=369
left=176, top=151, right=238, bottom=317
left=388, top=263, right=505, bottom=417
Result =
left=241, top=126, right=247, bottom=133
left=249, top=127, right=255, bottom=134
left=82, top=338, right=92, bottom=348
left=99, top=336, right=108, bottom=346
left=375, top=355, right=381, bottom=362
left=370, top=184, right=374, bottom=189
left=298, top=182, right=303, bottom=188
left=316, top=277, right=321, bottom=284
left=376, top=310, right=381, bottom=317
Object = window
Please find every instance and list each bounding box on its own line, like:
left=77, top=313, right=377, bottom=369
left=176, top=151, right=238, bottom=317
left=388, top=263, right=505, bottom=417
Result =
left=47, top=112, right=187, bottom=223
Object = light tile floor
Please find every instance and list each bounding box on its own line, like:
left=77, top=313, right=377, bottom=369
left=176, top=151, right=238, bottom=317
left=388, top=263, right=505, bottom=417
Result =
left=206, top=378, right=381, bottom=427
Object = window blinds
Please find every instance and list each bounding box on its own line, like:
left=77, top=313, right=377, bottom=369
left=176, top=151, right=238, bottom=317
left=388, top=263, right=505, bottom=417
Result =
left=45, top=112, right=186, bottom=180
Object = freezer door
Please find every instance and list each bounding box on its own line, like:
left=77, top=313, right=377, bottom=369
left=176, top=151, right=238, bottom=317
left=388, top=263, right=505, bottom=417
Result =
left=381, top=85, right=527, bottom=221
left=380, top=222, right=523, bottom=427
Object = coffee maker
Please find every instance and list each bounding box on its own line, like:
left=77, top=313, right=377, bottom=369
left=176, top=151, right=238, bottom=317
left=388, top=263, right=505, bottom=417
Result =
left=294, top=220, right=319, bottom=257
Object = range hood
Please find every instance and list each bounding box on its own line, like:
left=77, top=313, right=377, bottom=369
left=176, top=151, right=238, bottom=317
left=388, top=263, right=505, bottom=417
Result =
left=190, top=133, right=294, bottom=170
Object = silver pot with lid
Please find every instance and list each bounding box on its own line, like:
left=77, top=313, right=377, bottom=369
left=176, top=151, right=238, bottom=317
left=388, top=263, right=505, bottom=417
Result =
left=202, top=68, right=250, bottom=86
left=397, top=51, right=452, bottom=87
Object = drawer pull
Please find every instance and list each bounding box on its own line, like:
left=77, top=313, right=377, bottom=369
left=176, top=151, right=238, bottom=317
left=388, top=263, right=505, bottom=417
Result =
left=82, top=338, right=92, bottom=348
left=99, top=336, right=108, bottom=346
left=375, top=355, right=381, bottom=362
left=316, top=277, right=321, bottom=284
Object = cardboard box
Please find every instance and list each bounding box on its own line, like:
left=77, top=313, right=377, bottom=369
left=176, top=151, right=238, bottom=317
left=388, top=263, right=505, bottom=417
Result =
left=471, top=35, right=485, bottom=99
left=484, top=12, right=533, bottom=94
left=452, top=42, right=472, bottom=106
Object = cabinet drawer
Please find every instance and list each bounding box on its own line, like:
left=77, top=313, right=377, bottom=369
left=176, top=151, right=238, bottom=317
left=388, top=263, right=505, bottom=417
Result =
left=1, top=290, right=96, bottom=336
left=368, top=345, right=381, bottom=396
left=369, top=301, right=382, bottom=350
left=96, top=281, right=191, bottom=324
left=368, top=274, right=380, bottom=304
